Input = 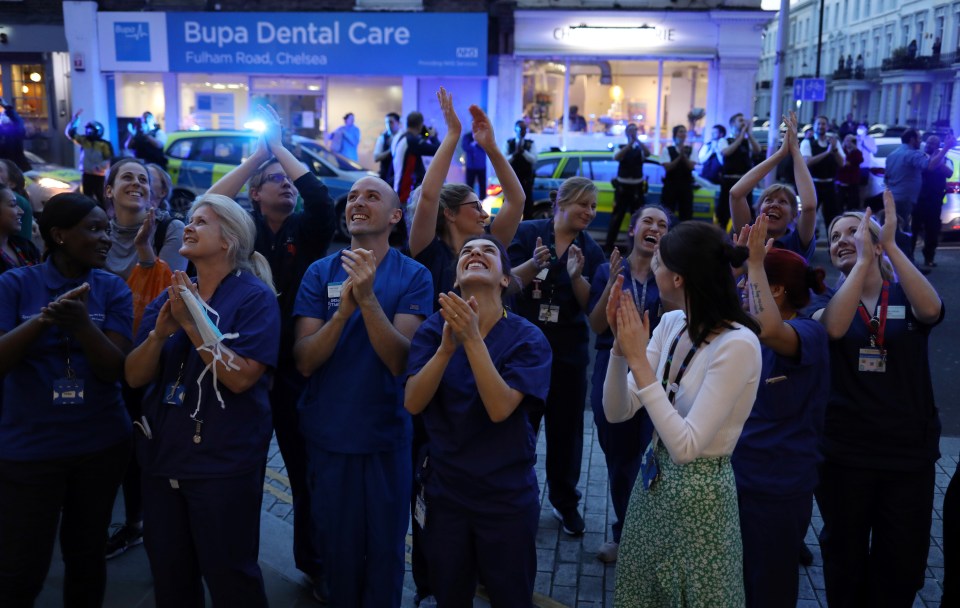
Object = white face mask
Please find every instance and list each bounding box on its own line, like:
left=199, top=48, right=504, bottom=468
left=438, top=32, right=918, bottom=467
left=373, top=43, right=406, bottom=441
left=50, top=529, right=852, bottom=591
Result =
left=177, top=284, right=241, bottom=417
left=0, top=114, right=10, bottom=126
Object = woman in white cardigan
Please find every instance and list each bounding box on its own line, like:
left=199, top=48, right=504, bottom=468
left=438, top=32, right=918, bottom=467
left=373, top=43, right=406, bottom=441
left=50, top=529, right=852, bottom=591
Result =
left=603, top=220, right=762, bottom=608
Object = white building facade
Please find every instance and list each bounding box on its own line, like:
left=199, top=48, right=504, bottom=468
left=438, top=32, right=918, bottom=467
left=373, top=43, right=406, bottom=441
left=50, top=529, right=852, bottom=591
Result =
left=756, top=0, right=960, bottom=130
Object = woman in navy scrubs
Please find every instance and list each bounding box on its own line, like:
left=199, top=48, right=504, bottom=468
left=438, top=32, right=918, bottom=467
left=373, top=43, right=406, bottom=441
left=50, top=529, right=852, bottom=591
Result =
left=0, top=192, right=133, bottom=606
left=735, top=214, right=830, bottom=608
left=815, top=191, right=943, bottom=607
left=405, top=236, right=551, bottom=607
left=125, top=194, right=280, bottom=608
left=508, top=176, right=605, bottom=535
left=586, top=205, right=671, bottom=563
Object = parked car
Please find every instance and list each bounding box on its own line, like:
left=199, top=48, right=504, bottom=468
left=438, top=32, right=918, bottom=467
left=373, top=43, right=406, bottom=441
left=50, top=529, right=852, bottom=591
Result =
left=863, top=137, right=958, bottom=234
left=164, top=130, right=374, bottom=238
left=22, top=151, right=82, bottom=212
left=482, top=149, right=745, bottom=241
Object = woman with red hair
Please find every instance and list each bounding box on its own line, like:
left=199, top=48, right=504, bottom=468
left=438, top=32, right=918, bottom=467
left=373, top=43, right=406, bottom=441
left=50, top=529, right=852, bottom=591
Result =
left=734, top=214, right=830, bottom=608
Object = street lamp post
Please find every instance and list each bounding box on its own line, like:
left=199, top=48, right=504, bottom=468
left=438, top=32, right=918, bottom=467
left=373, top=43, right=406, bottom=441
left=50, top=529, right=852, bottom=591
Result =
left=812, top=0, right=826, bottom=118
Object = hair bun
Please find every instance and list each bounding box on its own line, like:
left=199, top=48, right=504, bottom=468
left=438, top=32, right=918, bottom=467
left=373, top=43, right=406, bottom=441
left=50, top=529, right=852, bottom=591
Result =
left=723, top=242, right=750, bottom=268
left=549, top=190, right=558, bottom=204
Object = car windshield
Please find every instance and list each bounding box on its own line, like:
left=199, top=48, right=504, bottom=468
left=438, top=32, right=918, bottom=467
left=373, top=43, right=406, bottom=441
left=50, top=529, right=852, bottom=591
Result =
left=875, top=143, right=901, bottom=158
left=295, top=138, right=364, bottom=171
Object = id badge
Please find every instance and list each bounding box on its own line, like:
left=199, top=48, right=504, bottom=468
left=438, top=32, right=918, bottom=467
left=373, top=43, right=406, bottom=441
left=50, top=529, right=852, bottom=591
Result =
left=640, top=446, right=659, bottom=490
left=53, top=378, right=85, bottom=405
left=327, top=282, right=343, bottom=309
left=163, top=382, right=186, bottom=406
left=858, top=348, right=887, bottom=373
left=538, top=304, right=560, bottom=323
left=414, top=490, right=427, bottom=529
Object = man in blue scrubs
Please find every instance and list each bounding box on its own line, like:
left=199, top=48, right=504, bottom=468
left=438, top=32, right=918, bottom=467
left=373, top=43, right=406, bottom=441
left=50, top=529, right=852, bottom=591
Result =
left=294, top=176, right=432, bottom=607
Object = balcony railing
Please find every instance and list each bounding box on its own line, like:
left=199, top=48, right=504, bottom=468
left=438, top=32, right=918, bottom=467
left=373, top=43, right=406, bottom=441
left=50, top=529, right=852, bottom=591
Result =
left=881, top=51, right=958, bottom=71
left=832, top=67, right=880, bottom=81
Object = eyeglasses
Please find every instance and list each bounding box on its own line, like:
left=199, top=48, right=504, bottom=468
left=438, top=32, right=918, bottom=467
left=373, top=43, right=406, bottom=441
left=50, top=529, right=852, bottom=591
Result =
left=261, top=172, right=292, bottom=185
left=450, top=200, right=483, bottom=213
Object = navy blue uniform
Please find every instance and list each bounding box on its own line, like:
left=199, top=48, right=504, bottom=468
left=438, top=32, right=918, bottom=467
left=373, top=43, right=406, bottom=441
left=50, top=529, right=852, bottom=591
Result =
left=587, top=259, right=661, bottom=544
left=406, top=311, right=551, bottom=606
left=508, top=220, right=604, bottom=516
left=135, top=270, right=280, bottom=608
left=295, top=247, right=432, bottom=608
left=253, top=172, right=334, bottom=580
left=0, top=262, right=133, bottom=605
left=732, top=317, right=829, bottom=608
left=816, top=283, right=944, bottom=607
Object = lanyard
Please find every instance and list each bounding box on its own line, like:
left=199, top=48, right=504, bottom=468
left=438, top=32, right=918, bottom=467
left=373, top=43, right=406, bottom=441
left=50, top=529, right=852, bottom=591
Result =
left=629, top=267, right=650, bottom=315
left=1, top=241, right=30, bottom=269
left=661, top=323, right=699, bottom=405
left=857, top=280, right=889, bottom=350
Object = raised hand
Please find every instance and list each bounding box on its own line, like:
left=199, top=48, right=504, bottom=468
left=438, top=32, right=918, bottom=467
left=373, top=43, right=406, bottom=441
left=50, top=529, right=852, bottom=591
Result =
left=616, top=290, right=650, bottom=364
left=438, top=291, right=480, bottom=345
left=260, top=104, right=284, bottom=151
left=166, top=271, right=201, bottom=331
left=470, top=105, right=496, bottom=151
left=437, top=87, right=461, bottom=137
left=134, top=208, right=156, bottom=249
left=606, top=247, right=622, bottom=288
left=532, top=236, right=551, bottom=270
left=606, top=275, right=624, bottom=337
left=879, top=190, right=897, bottom=250
left=341, top=248, right=378, bottom=305
left=746, top=214, right=773, bottom=265
left=41, top=283, right=92, bottom=332
left=566, top=244, right=585, bottom=280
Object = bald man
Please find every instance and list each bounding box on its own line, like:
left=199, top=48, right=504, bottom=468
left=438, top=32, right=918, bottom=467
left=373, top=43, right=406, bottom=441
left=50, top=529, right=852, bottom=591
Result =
left=293, top=176, right=433, bottom=606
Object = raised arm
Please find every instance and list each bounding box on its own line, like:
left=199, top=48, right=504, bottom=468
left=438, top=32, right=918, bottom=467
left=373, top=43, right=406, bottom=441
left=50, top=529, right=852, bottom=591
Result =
left=742, top=217, right=801, bottom=357
left=730, top=121, right=789, bottom=233
left=65, top=109, right=82, bottom=142
left=928, top=135, right=956, bottom=171
left=474, top=106, right=524, bottom=245
left=262, top=105, right=308, bottom=182
left=408, top=87, right=461, bottom=258
left=206, top=134, right=271, bottom=198
left=588, top=250, right=621, bottom=334
left=816, top=211, right=874, bottom=339
left=721, top=130, right=744, bottom=157
left=789, top=116, right=818, bottom=247
left=876, top=191, right=942, bottom=323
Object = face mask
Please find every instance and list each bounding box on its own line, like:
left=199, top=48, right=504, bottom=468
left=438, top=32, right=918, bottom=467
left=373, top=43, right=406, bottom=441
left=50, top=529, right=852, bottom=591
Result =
left=177, top=284, right=241, bottom=417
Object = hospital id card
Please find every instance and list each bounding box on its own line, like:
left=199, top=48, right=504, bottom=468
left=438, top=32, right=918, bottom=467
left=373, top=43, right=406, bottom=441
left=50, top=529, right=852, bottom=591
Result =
left=858, top=348, right=886, bottom=373
left=538, top=304, right=560, bottom=324
left=53, top=378, right=85, bottom=405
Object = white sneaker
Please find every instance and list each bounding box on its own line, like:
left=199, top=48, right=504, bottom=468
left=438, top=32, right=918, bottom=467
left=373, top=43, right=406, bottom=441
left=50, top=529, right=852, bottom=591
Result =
left=597, top=540, right=619, bottom=563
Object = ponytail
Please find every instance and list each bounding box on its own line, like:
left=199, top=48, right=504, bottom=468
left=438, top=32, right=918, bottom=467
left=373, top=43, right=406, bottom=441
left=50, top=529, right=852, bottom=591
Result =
left=249, top=251, right=276, bottom=294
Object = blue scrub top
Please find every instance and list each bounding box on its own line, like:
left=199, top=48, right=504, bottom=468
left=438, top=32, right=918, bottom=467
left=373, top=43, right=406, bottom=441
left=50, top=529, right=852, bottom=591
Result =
left=588, top=258, right=662, bottom=351
left=0, top=262, right=133, bottom=461
left=135, top=270, right=280, bottom=479
left=415, top=236, right=456, bottom=313
left=406, top=311, right=551, bottom=514
left=733, top=317, right=830, bottom=496
left=774, top=227, right=815, bottom=262
left=508, top=220, right=605, bottom=364
left=295, top=247, right=432, bottom=454
left=823, top=282, right=944, bottom=471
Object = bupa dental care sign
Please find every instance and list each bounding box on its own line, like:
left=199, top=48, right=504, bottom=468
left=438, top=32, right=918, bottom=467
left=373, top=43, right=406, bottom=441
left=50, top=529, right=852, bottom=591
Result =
left=98, top=12, right=487, bottom=76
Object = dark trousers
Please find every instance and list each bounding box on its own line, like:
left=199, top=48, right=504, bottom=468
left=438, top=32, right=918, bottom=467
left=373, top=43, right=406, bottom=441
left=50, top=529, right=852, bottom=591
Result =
left=465, top=168, right=487, bottom=198
left=816, top=180, right=841, bottom=231
left=838, top=183, right=862, bottom=212
left=520, top=178, right=536, bottom=220
left=529, top=356, right=587, bottom=513
left=142, top=467, right=268, bottom=608
left=606, top=182, right=644, bottom=251
left=119, top=383, right=144, bottom=525
left=423, top=497, right=538, bottom=608
left=307, top=447, right=410, bottom=608
left=0, top=438, right=130, bottom=608
left=942, top=459, right=960, bottom=606
left=81, top=173, right=106, bottom=207
left=410, top=415, right=431, bottom=597
left=718, top=177, right=751, bottom=231
left=661, top=181, right=694, bottom=222
left=815, top=461, right=934, bottom=608
left=738, top=490, right=813, bottom=608
left=912, top=200, right=943, bottom=264
left=589, top=348, right=651, bottom=542
left=269, top=367, right=320, bottom=578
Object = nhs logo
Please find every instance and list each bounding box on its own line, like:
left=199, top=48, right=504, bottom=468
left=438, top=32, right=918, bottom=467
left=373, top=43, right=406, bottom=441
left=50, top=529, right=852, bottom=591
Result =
left=114, top=22, right=151, bottom=62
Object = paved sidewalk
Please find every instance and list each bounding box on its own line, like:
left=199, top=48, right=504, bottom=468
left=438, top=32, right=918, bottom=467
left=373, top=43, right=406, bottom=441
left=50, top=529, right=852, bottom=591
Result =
left=36, top=427, right=958, bottom=607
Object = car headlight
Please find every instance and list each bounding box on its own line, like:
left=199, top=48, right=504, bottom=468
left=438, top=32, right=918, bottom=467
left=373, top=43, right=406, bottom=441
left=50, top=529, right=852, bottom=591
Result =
left=37, top=177, right=73, bottom=190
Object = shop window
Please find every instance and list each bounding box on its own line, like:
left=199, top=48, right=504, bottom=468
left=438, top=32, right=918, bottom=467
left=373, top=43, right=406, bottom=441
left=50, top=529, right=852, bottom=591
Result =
left=10, top=63, right=48, bottom=137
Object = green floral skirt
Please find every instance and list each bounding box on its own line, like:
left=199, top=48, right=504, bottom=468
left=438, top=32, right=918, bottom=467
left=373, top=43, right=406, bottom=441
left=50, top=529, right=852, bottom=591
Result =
left=614, top=442, right=745, bottom=608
